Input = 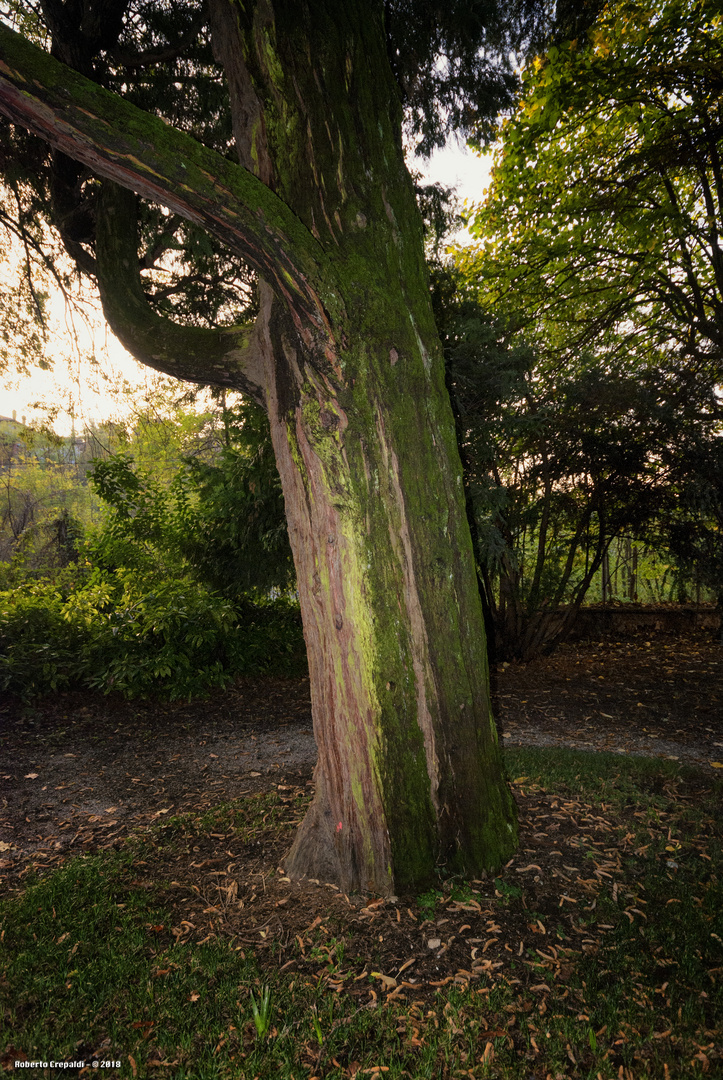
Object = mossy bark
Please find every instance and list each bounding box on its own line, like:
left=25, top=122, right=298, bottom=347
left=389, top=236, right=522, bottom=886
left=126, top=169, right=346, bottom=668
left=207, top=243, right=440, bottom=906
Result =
left=0, top=0, right=519, bottom=894
left=207, top=0, right=518, bottom=893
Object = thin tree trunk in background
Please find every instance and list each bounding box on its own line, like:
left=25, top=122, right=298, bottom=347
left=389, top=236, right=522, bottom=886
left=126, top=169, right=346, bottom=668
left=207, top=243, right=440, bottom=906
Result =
left=602, top=549, right=610, bottom=603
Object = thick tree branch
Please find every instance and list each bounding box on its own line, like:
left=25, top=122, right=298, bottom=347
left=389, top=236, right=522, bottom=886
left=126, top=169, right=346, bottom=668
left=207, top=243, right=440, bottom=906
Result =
left=95, top=181, right=266, bottom=404
left=0, top=23, right=343, bottom=346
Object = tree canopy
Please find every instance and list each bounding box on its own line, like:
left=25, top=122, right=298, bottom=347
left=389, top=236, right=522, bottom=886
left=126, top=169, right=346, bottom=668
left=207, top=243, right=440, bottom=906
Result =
left=445, top=0, right=723, bottom=653
left=0, top=0, right=571, bottom=896
left=463, top=0, right=723, bottom=375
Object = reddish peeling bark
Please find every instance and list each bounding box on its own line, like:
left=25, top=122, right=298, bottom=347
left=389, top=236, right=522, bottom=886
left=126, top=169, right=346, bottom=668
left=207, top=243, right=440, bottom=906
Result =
left=0, top=1, right=519, bottom=894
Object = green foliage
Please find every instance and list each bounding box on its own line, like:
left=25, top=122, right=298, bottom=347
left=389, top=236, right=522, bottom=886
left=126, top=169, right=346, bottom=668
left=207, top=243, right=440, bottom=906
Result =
left=177, top=399, right=295, bottom=599
left=0, top=581, right=87, bottom=695
left=65, top=568, right=242, bottom=699
left=446, top=0, right=723, bottom=652
left=661, top=436, right=723, bottom=603
left=0, top=397, right=304, bottom=701
left=416, top=888, right=444, bottom=921
left=465, top=0, right=723, bottom=371
left=0, top=571, right=304, bottom=700
left=85, top=398, right=293, bottom=599
left=249, top=985, right=273, bottom=1041
left=310, top=1003, right=324, bottom=1046
left=0, top=427, right=98, bottom=583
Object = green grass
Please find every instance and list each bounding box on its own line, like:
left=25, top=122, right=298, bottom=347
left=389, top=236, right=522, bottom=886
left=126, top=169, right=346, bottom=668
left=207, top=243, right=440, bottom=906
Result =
left=1, top=749, right=721, bottom=1078
left=504, top=745, right=702, bottom=806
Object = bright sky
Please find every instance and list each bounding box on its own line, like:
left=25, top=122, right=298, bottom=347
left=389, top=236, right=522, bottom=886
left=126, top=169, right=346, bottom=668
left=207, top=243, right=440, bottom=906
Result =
left=0, top=143, right=493, bottom=436
left=422, top=141, right=494, bottom=211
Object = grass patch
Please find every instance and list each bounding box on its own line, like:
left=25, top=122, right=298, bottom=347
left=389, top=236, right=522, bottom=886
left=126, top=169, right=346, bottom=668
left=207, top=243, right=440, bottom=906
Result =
left=504, top=745, right=704, bottom=805
left=1, top=750, right=721, bottom=1078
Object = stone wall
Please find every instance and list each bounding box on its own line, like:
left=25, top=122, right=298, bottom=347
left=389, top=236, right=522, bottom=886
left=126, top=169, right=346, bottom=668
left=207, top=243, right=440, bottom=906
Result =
left=569, top=604, right=720, bottom=640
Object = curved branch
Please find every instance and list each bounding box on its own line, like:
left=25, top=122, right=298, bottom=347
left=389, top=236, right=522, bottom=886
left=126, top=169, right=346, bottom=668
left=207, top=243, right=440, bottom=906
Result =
left=0, top=23, right=343, bottom=343
left=95, top=181, right=266, bottom=405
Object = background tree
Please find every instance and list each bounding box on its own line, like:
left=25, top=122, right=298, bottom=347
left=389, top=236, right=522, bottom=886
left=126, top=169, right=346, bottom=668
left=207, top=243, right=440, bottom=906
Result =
left=0, top=0, right=564, bottom=894
left=0, top=422, right=91, bottom=572
left=449, top=0, right=723, bottom=653
left=462, top=0, right=723, bottom=374
left=435, top=269, right=722, bottom=659
left=661, top=432, right=723, bottom=618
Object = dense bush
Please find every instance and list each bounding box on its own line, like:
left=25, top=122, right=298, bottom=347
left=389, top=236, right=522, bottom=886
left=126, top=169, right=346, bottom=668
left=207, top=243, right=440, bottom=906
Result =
left=0, top=581, right=87, bottom=697
left=0, top=574, right=306, bottom=701
left=0, top=397, right=307, bottom=701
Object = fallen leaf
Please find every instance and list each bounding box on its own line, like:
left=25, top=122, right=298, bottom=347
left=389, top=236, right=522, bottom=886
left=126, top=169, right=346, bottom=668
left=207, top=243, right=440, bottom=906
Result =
left=0, top=841, right=11, bottom=852
left=371, top=971, right=397, bottom=988
left=480, top=1042, right=495, bottom=1065
left=710, top=762, right=723, bottom=769
left=24, top=773, right=39, bottom=780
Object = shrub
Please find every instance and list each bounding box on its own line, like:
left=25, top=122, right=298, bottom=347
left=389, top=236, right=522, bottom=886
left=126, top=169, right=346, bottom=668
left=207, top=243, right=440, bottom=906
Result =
left=0, top=582, right=87, bottom=696
left=0, top=575, right=306, bottom=701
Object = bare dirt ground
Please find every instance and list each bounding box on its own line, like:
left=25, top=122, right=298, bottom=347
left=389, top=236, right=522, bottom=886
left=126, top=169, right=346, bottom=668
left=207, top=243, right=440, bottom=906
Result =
left=1, top=631, right=722, bottom=1076
left=0, top=631, right=720, bottom=892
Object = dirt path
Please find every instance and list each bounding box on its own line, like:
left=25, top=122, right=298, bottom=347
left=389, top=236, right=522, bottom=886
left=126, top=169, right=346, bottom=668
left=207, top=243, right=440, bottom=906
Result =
left=1, top=633, right=720, bottom=891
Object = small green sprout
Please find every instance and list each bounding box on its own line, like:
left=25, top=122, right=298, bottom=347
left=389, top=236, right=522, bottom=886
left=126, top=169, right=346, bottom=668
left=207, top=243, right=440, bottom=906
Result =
left=311, top=1003, right=323, bottom=1046
left=250, top=984, right=272, bottom=1040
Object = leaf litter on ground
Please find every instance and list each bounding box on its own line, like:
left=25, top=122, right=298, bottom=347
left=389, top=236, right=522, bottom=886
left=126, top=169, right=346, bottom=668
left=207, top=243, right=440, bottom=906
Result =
left=0, top=632, right=722, bottom=1077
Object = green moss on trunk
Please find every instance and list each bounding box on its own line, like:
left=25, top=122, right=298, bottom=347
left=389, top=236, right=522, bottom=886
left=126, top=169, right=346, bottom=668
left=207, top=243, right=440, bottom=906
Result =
left=0, top=0, right=519, bottom=894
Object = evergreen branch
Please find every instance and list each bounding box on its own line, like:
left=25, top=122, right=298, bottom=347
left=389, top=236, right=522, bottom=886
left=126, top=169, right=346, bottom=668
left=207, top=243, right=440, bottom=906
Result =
left=95, top=181, right=267, bottom=403
left=0, top=23, right=343, bottom=339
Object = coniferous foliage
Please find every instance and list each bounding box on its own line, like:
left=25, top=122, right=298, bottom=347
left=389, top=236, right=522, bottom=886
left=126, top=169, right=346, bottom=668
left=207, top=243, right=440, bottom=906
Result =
left=0, top=0, right=634, bottom=890
left=385, top=0, right=551, bottom=154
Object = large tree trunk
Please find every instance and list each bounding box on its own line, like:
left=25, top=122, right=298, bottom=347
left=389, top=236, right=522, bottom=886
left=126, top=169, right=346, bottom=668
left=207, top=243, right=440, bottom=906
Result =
left=259, top=273, right=518, bottom=893
left=210, top=0, right=517, bottom=893
left=0, top=0, right=518, bottom=894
